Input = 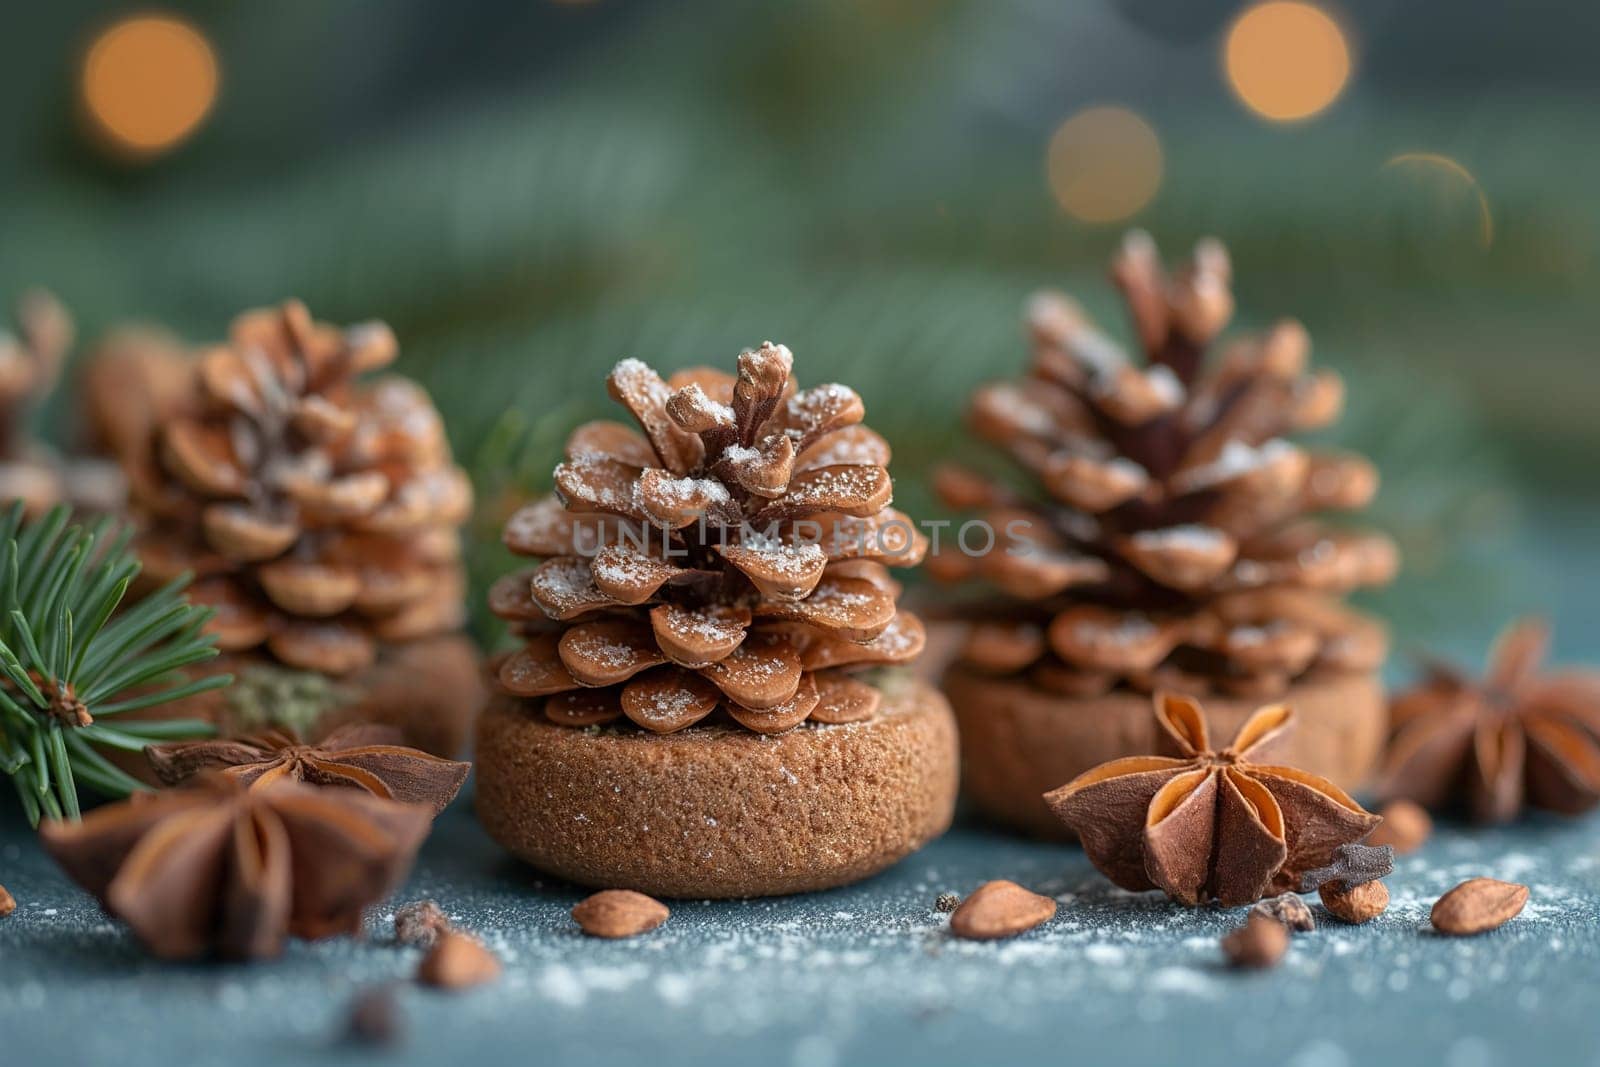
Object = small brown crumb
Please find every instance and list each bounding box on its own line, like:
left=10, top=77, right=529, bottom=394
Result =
left=0, top=885, right=15, bottom=918
left=1366, top=800, right=1432, bottom=855
left=394, top=900, right=451, bottom=948
left=1431, top=878, right=1528, bottom=936
left=1250, top=892, right=1314, bottom=932
left=344, top=986, right=404, bottom=1046
left=934, top=892, right=961, bottom=913
left=416, top=931, right=501, bottom=990
left=1221, top=913, right=1289, bottom=969
left=948, top=880, right=1056, bottom=940
left=572, top=889, right=670, bottom=939
left=1319, top=879, right=1389, bottom=924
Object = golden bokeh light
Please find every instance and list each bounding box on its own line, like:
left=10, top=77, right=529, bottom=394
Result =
left=1046, top=106, right=1163, bottom=224
left=81, top=14, right=219, bottom=158
left=1224, top=2, right=1351, bottom=123
left=1382, top=152, right=1494, bottom=249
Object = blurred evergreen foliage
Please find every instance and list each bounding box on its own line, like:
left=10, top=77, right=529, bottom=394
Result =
left=5, top=0, right=1593, bottom=648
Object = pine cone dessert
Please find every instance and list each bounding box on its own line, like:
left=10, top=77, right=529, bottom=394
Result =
left=94, top=301, right=481, bottom=755
left=933, top=233, right=1397, bottom=836
left=0, top=290, right=125, bottom=516
left=475, top=344, right=957, bottom=898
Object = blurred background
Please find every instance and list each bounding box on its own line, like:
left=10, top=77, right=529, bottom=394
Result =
left=2, top=0, right=1596, bottom=659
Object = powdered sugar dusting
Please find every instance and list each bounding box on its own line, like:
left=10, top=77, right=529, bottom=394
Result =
left=5, top=792, right=1596, bottom=1063
left=984, top=383, right=1058, bottom=438
left=1073, top=614, right=1157, bottom=647
left=727, top=533, right=827, bottom=579
left=1129, top=524, right=1229, bottom=554
left=799, top=428, right=889, bottom=470
left=784, top=384, right=860, bottom=440
left=647, top=473, right=730, bottom=507
left=366, top=816, right=1591, bottom=1051
left=592, top=545, right=674, bottom=592
left=655, top=603, right=745, bottom=645
left=503, top=499, right=573, bottom=555
left=1173, top=438, right=1297, bottom=494
left=563, top=629, right=651, bottom=671
left=627, top=683, right=709, bottom=725
left=558, top=454, right=642, bottom=513
left=781, top=465, right=885, bottom=511
left=529, top=557, right=612, bottom=616
left=1145, top=364, right=1186, bottom=406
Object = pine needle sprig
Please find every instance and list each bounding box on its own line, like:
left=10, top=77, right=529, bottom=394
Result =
left=0, top=502, right=230, bottom=825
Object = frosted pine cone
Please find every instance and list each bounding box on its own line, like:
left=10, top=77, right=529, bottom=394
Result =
left=120, top=301, right=473, bottom=676
left=930, top=233, right=1396, bottom=699
left=492, top=343, right=928, bottom=734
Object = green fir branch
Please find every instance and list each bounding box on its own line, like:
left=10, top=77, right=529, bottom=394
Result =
left=0, top=502, right=231, bottom=825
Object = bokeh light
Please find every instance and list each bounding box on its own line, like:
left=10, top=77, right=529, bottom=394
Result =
left=1046, top=106, right=1163, bottom=224
left=1224, top=2, right=1351, bottom=123
left=81, top=14, right=219, bottom=158
left=1382, top=152, right=1494, bottom=249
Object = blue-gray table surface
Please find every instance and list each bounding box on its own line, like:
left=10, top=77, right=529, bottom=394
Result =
left=4, top=801, right=1599, bottom=1067
left=3, top=492, right=1599, bottom=1067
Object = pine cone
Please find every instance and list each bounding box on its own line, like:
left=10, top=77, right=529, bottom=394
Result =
left=491, top=343, right=928, bottom=734
left=122, top=300, right=473, bottom=676
left=80, top=322, right=195, bottom=502
left=931, top=232, right=1396, bottom=699
left=0, top=290, right=75, bottom=514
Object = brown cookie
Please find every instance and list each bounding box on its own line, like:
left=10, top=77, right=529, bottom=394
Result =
left=946, top=663, right=1386, bottom=839
left=474, top=678, right=958, bottom=898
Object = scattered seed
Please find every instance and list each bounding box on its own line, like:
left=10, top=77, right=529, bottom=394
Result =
left=344, top=986, right=404, bottom=1046
left=1251, top=892, right=1314, bottom=932
left=1431, top=878, right=1528, bottom=936
left=572, top=890, right=670, bottom=939
left=934, top=892, right=961, bottom=913
left=416, top=931, right=501, bottom=989
left=1221, top=913, right=1289, bottom=969
left=1320, top=879, right=1389, bottom=924
left=394, top=900, right=451, bottom=948
left=948, top=880, right=1056, bottom=940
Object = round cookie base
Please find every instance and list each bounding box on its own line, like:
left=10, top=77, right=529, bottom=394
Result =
left=944, top=664, right=1387, bottom=839
left=474, top=679, right=960, bottom=899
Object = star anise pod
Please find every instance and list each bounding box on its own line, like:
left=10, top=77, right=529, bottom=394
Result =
left=490, top=342, right=928, bottom=734
left=1044, top=692, right=1380, bottom=906
left=1376, top=617, right=1600, bottom=823
left=39, top=775, right=431, bottom=960
left=929, top=233, right=1396, bottom=699
left=144, top=724, right=470, bottom=815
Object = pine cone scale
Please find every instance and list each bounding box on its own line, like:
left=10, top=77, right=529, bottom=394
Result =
left=557, top=621, right=668, bottom=687
left=648, top=603, right=749, bottom=668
